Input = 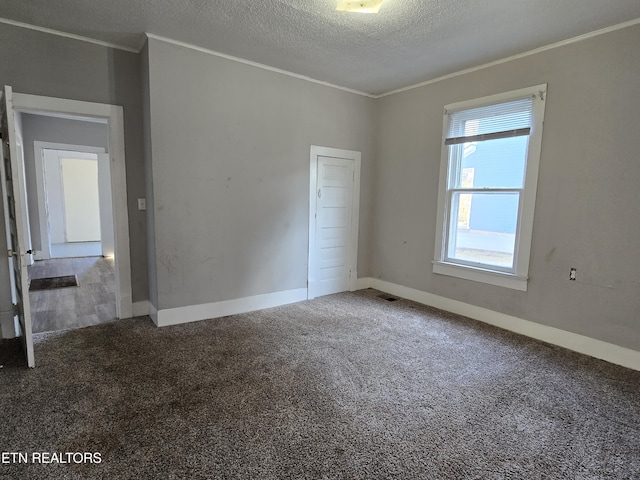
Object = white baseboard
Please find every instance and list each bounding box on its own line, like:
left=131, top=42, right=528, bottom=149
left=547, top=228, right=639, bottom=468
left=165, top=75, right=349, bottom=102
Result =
left=155, top=288, right=308, bottom=327
left=358, top=277, right=640, bottom=371
left=132, top=301, right=150, bottom=317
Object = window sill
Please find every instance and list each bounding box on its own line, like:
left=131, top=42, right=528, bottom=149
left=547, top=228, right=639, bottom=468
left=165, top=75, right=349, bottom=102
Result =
left=432, top=261, right=528, bottom=291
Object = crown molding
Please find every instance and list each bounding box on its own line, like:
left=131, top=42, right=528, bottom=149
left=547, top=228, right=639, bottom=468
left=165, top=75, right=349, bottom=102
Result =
left=144, top=33, right=375, bottom=98
left=2, top=14, right=639, bottom=100
left=0, top=17, right=139, bottom=53
left=376, top=17, right=640, bottom=98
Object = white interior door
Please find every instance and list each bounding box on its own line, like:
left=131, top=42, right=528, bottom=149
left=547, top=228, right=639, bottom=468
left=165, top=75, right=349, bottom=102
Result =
left=310, top=155, right=355, bottom=298
left=1, top=86, right=34, bottom=368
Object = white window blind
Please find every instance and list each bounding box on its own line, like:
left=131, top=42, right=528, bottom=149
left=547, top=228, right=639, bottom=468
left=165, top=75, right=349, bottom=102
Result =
left=445, top=97, right=534, bottom=146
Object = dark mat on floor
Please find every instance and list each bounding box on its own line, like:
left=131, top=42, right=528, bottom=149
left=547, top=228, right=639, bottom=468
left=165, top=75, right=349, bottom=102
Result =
left=29, top=275, right=78, bottom=291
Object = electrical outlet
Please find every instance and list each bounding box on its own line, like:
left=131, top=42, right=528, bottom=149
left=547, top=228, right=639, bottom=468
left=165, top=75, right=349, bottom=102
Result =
left=137, top=198, right=146, bottom=211
left=569, top=268, right=576, bottom=281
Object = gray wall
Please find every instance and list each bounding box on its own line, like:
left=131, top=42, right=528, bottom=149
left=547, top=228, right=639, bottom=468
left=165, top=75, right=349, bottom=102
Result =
left=0, top=22, right=148, bottom=316
left=21, top=114, right=109, bottom=251
left=373, top=24, right=640, bottom=351
left=145, top=38, right=376, bottom=310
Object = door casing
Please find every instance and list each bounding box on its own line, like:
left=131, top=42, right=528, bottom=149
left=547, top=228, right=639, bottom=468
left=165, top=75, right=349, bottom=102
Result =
left=34, top=142, right=107, bottom=259
left=12, top=93, right=133, bottom=320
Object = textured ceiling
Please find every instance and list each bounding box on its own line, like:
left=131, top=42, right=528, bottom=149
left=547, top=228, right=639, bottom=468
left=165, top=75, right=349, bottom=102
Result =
left=2, top=0, right=640, bottom=95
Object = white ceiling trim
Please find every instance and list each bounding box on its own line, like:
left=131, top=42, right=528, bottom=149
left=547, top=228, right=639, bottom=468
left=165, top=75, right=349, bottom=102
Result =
left=376, top=17, right=640, bottom=99
left=145, top=33, right=375, bottom=99
left=2, top=15, right=639, bottom=99
left=0, top=17, right=139, bottom=53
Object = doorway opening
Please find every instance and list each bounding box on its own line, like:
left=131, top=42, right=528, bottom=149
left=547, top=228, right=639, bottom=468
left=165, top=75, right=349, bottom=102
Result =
left=33, top=142, right=114, bottom=261
left=308, top=145, right=361, bottom=299
left=28, top=141, right=116, bottom=333
left=2, top=89, right=132, bottom=362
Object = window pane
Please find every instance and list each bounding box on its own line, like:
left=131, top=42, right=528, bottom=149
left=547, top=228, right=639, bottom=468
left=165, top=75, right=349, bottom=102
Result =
left=447, top=192, right=519, bottom=269
left=451, top=135, right=529, bottom=189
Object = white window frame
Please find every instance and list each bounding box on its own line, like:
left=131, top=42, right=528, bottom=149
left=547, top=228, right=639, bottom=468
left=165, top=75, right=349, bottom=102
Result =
left=432, top=84, right=547, bottom=291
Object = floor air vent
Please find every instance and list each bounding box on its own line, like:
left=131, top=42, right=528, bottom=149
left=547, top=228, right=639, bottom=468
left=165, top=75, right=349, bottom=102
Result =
left=377, top=294, right=398, bottom=302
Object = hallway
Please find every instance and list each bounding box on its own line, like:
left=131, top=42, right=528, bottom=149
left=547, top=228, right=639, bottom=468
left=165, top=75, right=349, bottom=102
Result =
left=28, top=256, right=116, bottom=333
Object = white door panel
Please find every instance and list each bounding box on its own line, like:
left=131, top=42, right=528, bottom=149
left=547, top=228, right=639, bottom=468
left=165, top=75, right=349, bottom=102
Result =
left=322, top=164, right=348, bottom=181
left=312, top=156, right=354, bottom=298
left=320, top=226, right=349, bottom=245
left=1, top=86, right=34, bottom=367
left=320, top=209, right=349, bottom=227
left=320, top=266, right=345, bottom=282
left=320, top=246, right=346, bottom=262
left=308, top=147, right=361, bottom=300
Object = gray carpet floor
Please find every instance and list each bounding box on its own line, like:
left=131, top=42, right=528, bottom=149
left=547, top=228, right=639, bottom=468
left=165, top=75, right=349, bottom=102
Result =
left=0, top=289, right=638, bottom=479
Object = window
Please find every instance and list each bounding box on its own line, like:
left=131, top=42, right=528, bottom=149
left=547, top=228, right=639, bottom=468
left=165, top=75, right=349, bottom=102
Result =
left=433, top=85, right=547, bottom=291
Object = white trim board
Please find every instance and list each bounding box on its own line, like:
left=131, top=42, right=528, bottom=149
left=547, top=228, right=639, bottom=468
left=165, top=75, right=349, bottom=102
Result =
left=3, top=15, right=638, bottom=99
left=377, top=17, right=640, bottom=98
left=357, top=277, right=640, bottom=371
left=0, top=17, right=139, bottom=53
left=153, top=288, right=308, bottom=327
left=145, top=33, right=375, bottom=98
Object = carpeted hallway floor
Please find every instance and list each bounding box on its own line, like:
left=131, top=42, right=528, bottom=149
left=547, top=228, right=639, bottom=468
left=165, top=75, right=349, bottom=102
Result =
left=1, top=289, right=638, bottom=479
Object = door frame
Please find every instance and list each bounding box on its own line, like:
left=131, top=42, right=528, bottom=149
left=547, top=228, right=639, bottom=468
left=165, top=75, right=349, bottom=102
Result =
left=12, top=93, right=133, bottom=319
left=308, top=145, right=361, bottom=300
left=34, top=142, right=106, bottom=260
